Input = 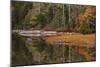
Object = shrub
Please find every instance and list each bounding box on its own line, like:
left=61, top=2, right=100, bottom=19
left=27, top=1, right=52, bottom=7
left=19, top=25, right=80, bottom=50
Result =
left=79, top=22, right=89, bottom=34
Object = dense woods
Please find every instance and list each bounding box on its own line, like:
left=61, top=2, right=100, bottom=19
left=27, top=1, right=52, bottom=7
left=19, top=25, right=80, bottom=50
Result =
left=12, top=1, right=96, bottom=33
left=11, top=1, right=96, bottom=66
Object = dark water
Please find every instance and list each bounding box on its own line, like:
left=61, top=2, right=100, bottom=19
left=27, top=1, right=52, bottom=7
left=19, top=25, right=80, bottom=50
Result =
left=12, top=33, right=96, bottom=66
left=25, top=36, right=96, bottom=64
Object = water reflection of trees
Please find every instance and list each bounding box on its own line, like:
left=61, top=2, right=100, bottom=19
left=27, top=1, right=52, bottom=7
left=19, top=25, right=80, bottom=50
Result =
left=27, top=38, right=96, bottom=64
left=12, top=33, right=33, bottom=66
left=12, top=33, right=96, bottom=65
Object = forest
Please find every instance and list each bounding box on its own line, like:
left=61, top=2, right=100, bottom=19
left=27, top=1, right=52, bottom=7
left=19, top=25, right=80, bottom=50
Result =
left=11, top=1, right=96, bottom=66
left=12, top=1, right=96, bottom=33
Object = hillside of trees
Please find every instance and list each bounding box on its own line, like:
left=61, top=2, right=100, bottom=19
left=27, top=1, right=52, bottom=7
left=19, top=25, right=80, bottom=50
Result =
left=11, top=1, right=96, bottom=34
